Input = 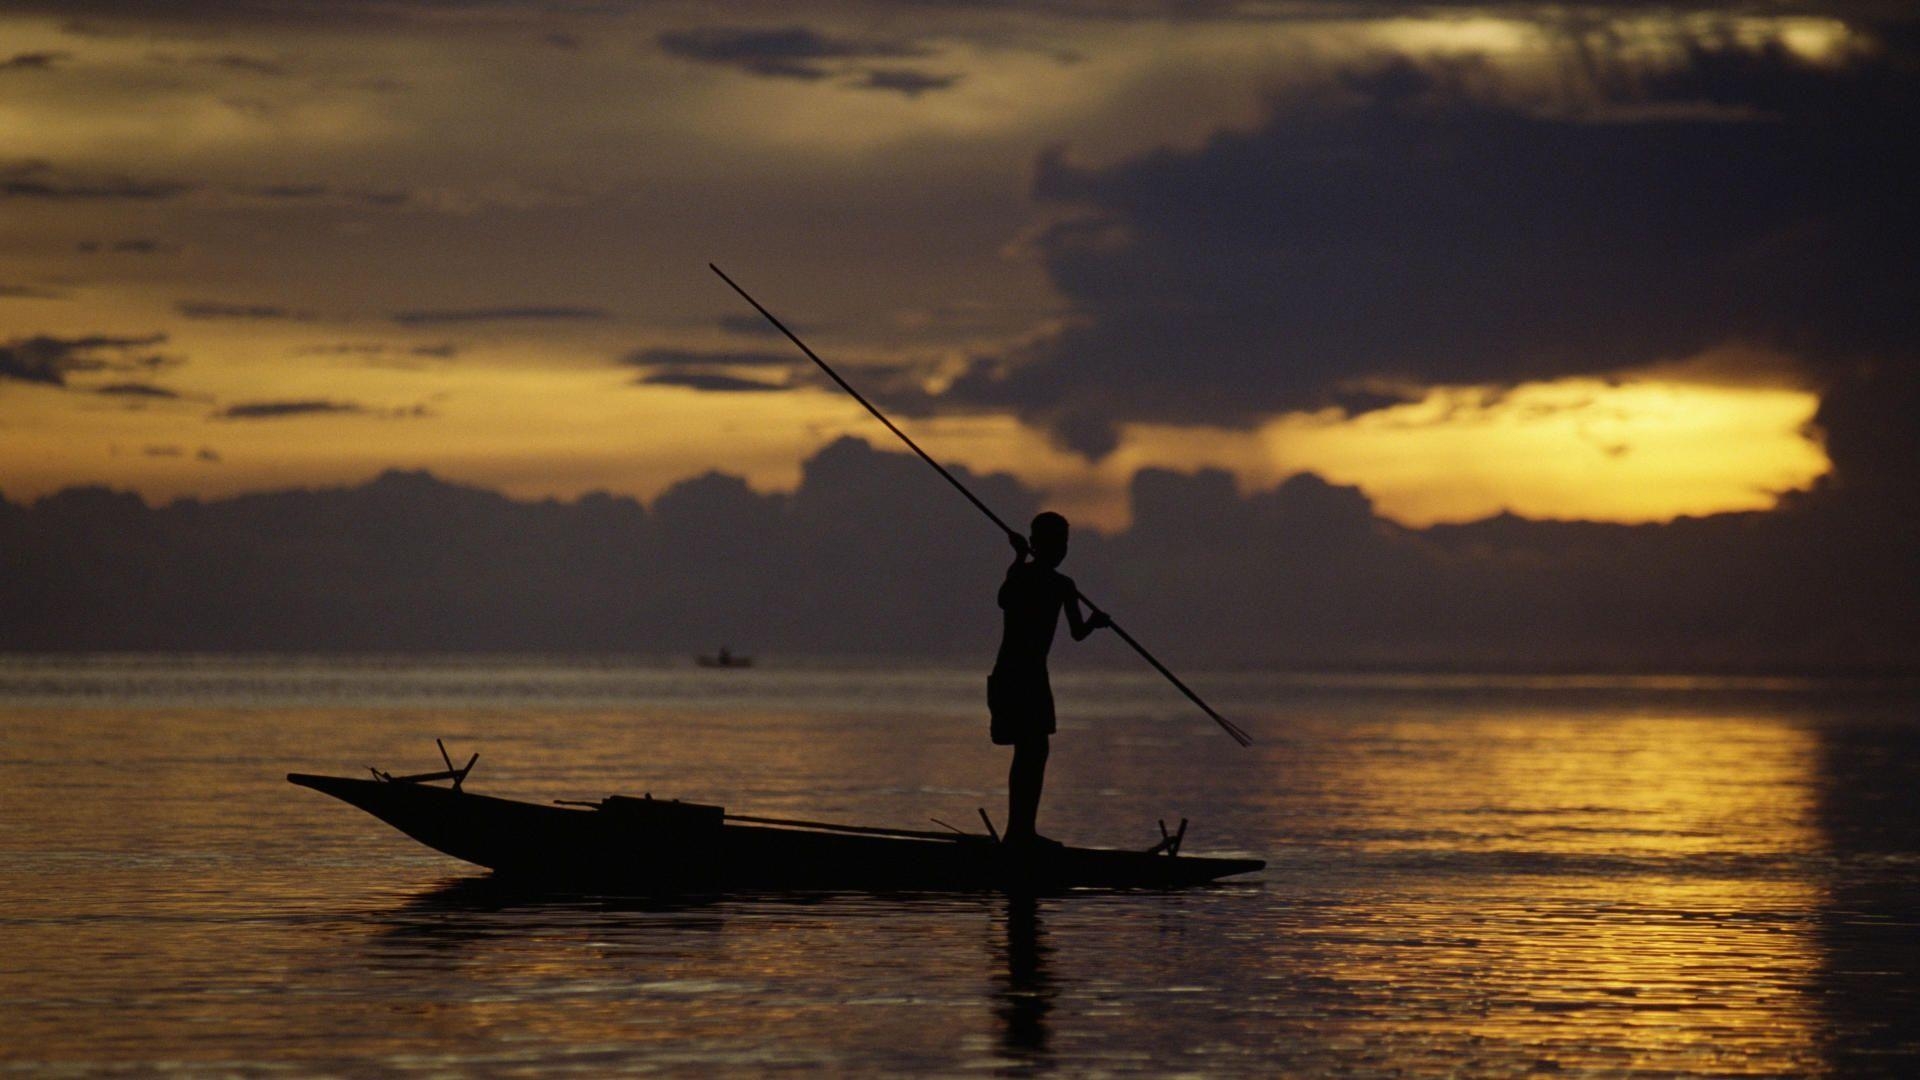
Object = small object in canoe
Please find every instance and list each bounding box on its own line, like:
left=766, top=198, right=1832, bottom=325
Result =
left=288, top=765, right=1263, bottom=892
left=695, top=646, right=752, bottom=668
left=601, top=793, right=725, bottom=832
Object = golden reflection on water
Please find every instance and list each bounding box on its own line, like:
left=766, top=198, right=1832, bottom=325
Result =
left=1293, top=708, right=1827, bottom=1075
left=1336, top=712, right=1824, bottom=856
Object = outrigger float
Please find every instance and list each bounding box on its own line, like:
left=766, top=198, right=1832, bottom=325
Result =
left=290, top=742, right=1264, bottom=892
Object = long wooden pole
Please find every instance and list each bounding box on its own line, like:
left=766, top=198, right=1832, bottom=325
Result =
left=710, top=263, right=1252, bottom=748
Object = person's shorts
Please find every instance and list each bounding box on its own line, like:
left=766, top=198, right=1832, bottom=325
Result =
left=988, top=668, right=1055, bottom=745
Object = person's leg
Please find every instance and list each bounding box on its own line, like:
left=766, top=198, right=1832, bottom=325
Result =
left=1006, top=735, right=1050, bottom=841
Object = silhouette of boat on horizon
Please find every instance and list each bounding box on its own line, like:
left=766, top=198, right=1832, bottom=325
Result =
left=695, top=646, right=753, bottom=669
left=288, top=769, right=1264, bottom=892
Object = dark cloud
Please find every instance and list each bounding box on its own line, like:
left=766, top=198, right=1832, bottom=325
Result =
left=291, top=341, right=462, bottom=368
left=94, top=383, right=181, bottom=398
left=76, top=238, right=181, bottom=255
left=209, top=399, right=366, bottom=419
left=938, top=28, right=1920, bottom=456
left=0, top=159, right=192, bottom=200
left=291, top=342, right=387, bottom=357
left=197, top=52, right=290, bottom=76
left=1325, top=387, right=1418, bottom=416
left=250, top=182, right=328, bottom=199
left=638, top=371, right=789, bottom=393
left=209, top=398, right=434, bottom=420
left=1806, top=362, right=1920, bottom=504
left=237, top=182, right=409, bottom=206
left=124, top=443, right=220, bottom=464
left=176, top=300, right=314, bottom=320
left=392, top=305, right=609, bottom=326
left=0, top=284, right=68, bottom=299
left=0, top=339, right=89, bottom=386
left=625, top=346, right=796, bottom=368
left=0, top=333, right=169, bottom=387
left=625, top=345, right=807, bottom=391
left=658, top=24, right=928, bottom=81
left=0, top=51, right=70, bottom=71
left=853, top=68, right=961, bottom=96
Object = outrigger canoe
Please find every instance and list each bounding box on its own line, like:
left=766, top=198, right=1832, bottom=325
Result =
left=289, top=765, right=1263, bottom=892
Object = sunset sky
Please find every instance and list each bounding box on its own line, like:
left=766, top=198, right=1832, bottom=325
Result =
left=7, top=0, right=1905, bottom=533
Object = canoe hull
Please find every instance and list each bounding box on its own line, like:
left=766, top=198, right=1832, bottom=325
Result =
left=288, top=773, right=1263, bottom=891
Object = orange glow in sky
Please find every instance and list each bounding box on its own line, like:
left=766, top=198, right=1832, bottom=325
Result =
left=0, top=299, right=1829, bottom=529
left=0, top=8, right=1841, bottom=529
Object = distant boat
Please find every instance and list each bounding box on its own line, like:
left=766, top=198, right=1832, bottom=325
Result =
left=695, top=646, right=752, bottom=668
left=287, top=772, right=1264, bottom=891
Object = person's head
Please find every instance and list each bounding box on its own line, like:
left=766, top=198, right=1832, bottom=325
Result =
left=1029, top=511, right=1070, bottom=568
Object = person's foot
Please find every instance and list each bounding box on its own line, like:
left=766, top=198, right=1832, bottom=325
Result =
left=1003, top=831, right=1064, bottom=850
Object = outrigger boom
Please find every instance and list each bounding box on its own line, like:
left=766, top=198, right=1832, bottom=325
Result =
left=369, top=738, right=476, bottom=790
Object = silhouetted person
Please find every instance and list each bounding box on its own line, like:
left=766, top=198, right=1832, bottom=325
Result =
left=991, top=512, right=1109, bottom=848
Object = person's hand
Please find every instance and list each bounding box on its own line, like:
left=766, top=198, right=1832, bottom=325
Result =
left=1087, top=609, right=1112, bottom=631
left=1008, top=532, right=1030, bottom=559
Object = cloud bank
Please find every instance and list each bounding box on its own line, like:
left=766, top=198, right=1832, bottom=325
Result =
left=391, top=306, right=610, bottom=326
left=2, top=437, right=1911, bottom=669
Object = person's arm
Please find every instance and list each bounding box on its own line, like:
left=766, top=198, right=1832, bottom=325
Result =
left=1060, top=575, right=1112, bottom=641
left=999, top=533, right=1030, bottom=609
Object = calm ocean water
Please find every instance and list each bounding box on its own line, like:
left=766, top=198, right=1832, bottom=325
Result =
left=2, top=655, right=1917, bottom=1077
